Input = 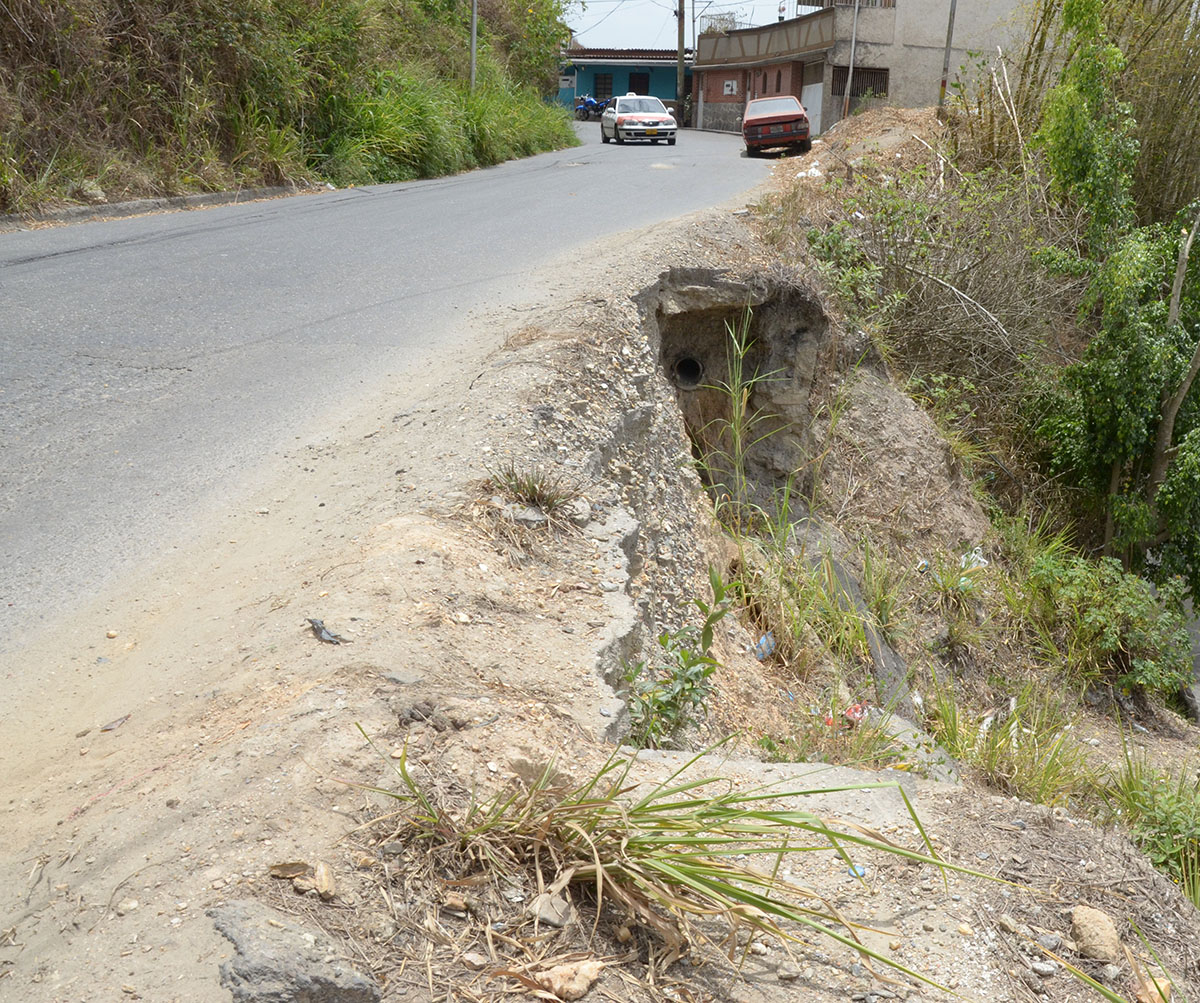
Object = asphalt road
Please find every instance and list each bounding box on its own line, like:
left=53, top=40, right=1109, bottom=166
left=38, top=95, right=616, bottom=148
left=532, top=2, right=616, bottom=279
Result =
left=0, top=123, right=766, bottom=650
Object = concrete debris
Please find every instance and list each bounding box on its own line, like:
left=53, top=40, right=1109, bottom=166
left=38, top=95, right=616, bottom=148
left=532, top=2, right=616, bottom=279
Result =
left=209, top=900, right=380, bottom=1003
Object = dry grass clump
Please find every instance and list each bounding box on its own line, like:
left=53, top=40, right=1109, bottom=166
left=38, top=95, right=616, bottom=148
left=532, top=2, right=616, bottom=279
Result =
left=351, top=734, right=975, bottom=992
left=466, top=460, right=585, bottom=564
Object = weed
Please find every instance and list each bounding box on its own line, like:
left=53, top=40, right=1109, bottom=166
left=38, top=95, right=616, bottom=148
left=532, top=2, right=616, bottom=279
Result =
left=625, top=569, right=730, bottom=749
left=859, top=539, right=912, bottom=646
left=929, top=677, right=1091, bottom=806
left=759, top=699, right=902, bottom=769
left=693, top=307, right=784, bottom=538
left=802, top=556, right=871, bottom=663
left=928, top=547, right=989, bottom=613
left=1101, top=740, right=1200, bottom=905
left=484, top=460, right=581, bottom=518
left=993, top=506, right=1074, bottom=579
left=354, top=731, right=979, bottom=986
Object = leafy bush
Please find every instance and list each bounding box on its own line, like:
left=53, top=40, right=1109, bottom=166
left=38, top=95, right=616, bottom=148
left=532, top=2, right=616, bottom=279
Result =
left=625, top=570, right=730, bottom=748
left=1029, top=554, right=1192, bottom=695
left=792, top=163, right=1087, bottom=505
left=1103, top=746, right=1200, bottom=905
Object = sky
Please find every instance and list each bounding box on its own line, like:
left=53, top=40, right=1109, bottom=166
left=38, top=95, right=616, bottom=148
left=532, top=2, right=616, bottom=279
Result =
left=565, top=0, right=820, bottom=50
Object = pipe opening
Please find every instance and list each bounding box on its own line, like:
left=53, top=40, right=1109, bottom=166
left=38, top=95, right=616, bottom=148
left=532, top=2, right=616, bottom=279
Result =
left=673, top=356, right=703, bottom=389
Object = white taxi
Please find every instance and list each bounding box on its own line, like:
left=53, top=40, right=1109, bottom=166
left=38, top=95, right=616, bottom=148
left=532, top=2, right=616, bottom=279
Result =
left=601, top=93, right=677, bottom=146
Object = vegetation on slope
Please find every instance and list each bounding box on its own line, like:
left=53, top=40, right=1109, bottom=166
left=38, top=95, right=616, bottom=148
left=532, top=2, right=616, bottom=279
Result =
left=0, top=0, right=576, bottom=212
left=726, top=0, right=1200, bottom=906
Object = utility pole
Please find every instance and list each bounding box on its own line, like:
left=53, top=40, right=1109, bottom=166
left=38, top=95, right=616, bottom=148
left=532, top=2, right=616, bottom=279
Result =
left=937, top=0, right=958, bottom=109
left=676, top=0, right=686, bottom=107
left=469, top=0, right=478, bottom=90
left=841, top=0, right=861, bottom=119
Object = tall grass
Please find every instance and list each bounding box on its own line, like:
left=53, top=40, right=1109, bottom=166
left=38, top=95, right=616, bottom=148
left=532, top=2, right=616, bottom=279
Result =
left=0, top=0, right=576, bottom=212
left=929, top=677, right=1093, bottom=807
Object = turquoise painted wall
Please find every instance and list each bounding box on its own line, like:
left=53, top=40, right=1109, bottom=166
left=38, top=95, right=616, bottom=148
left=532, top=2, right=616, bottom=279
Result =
left=558, top=64, right=688, bottom=108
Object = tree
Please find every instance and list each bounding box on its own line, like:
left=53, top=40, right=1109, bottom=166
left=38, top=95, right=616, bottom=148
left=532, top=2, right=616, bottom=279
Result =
left=1036, top=0, right=1200, bottom=596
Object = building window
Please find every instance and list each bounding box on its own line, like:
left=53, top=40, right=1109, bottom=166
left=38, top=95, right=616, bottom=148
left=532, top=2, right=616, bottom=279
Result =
left=775, top=69, right=781, bottom=92
left=629, top=71, right=649, bottom=94
left=594, top=73, right=613, bottom=100
left=831, top=65, right=889, bottom=98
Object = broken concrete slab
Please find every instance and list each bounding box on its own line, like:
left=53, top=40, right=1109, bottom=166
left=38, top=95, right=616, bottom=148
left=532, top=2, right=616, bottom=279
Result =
left=209, top=899, right=380, bottom=1003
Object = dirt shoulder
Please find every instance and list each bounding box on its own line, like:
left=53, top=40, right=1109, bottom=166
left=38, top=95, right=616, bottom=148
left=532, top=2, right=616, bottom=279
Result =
left=2, top=153, right=1197, bottom=1003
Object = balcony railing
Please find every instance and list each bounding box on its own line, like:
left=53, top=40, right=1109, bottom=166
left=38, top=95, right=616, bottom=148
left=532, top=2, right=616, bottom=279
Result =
left=812, top=0, right=896, bottom=8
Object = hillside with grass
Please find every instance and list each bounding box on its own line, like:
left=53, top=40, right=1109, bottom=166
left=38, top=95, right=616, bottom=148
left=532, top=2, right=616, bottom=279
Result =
left=735, top=0, right=1200, bottom=914
left=0, top=0, right=576, bottom=213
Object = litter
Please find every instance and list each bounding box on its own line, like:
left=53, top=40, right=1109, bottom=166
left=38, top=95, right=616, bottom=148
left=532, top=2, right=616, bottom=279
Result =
left=306, top=618, right=351, bottom=644
left=960, top=546, right=988, bottom=571
left=100, top=714, right=130, bottom=732
left=848, top=864, right=867, bottom=878
left=843, top=702, right=868, bottom=725
left=751, top=631, right=776, bottom=660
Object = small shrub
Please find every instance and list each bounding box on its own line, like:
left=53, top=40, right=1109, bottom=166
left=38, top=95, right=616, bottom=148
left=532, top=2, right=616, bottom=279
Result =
left=805, top=219, right=903, bottom=332
left=356, top=733, right=963, bottom=985
left=921, top=549, right=988, bottom=611
left=625, top=570, right=730, bottom=748
left=1102, top=745, right=1200, bottom=905
left=929, top=679, right=1091, bottom=806
left=1029, top=554, right=1192, bottom=696
left=860, top=539, right=912, bottom=646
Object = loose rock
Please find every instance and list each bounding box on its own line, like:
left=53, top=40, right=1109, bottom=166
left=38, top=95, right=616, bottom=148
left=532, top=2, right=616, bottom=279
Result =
left=530, top=891, right=571, bottom=928
left=1071, top=905, right=1122, bottom=962
left=209, top=899, right=380, bottom=1002
left=534, top=959, right=603, bottom=1001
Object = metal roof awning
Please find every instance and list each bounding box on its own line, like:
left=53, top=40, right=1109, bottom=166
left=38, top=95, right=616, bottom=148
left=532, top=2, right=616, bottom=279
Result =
left=694, top=9, right=835, bottom=69
left=563, top=48, right=693, bottom=67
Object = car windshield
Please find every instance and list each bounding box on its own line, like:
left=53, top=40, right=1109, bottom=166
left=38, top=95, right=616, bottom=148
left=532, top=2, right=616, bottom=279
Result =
left=747, top=97, right=802, bottom=116
left=619, top=98, right=667, bottom=114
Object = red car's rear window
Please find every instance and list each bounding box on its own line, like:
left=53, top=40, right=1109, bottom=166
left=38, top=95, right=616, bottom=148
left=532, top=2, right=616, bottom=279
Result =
left=745, top=97, right=804, bottom=117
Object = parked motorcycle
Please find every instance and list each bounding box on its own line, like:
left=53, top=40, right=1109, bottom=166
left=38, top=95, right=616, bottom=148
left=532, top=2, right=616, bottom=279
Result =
left=574, top=95, right=609, bottom=120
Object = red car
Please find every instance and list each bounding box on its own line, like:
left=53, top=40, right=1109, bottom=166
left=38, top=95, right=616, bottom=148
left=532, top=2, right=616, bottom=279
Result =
left=741, top=95, right=811, bottom=156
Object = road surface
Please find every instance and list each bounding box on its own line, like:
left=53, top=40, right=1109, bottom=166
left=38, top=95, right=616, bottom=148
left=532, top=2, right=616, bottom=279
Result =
left=0, top=123, right=765, bottom=660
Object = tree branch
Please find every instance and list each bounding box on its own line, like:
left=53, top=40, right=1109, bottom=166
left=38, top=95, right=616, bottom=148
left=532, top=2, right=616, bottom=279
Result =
left=905, top=266, right=1013, bottom=345
left=1146, top=204, right=1200, bottom=503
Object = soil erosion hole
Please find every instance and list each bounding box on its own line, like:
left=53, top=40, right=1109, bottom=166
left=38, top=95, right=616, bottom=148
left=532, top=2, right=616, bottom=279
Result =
left=646, top=268, right=832, bottom=513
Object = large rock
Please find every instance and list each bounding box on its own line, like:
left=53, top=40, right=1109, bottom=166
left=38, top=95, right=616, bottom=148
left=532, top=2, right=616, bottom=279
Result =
left=1071, top=905, right=1123, bottom=962
left=209, top=899, right=380, bottom=1003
